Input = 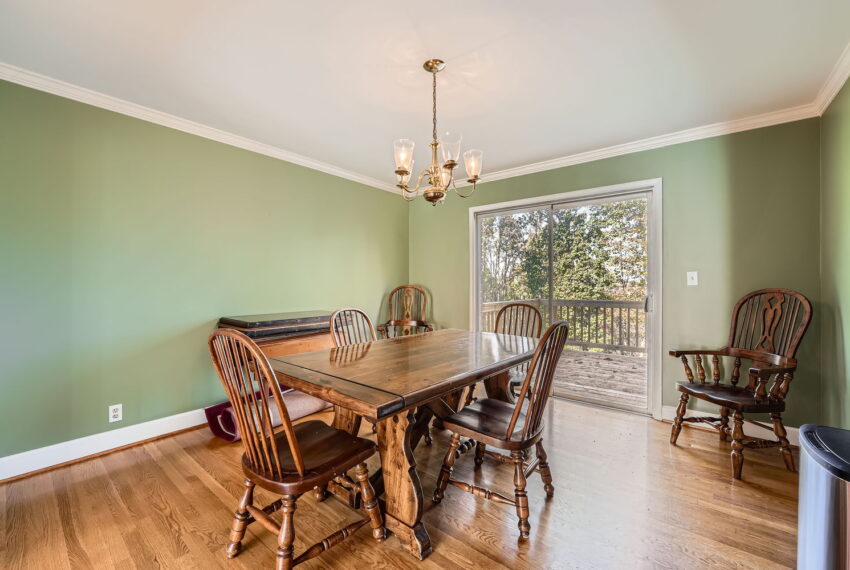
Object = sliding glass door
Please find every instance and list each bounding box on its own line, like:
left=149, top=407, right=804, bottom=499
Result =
left=475, top=190, right=653, bottom=414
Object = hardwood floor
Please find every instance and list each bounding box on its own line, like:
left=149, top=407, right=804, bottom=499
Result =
left=1, top=399, right=798, bottom=569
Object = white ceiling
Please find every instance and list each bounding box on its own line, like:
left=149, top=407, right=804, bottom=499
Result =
left=1, top=1, right=849, bottom=189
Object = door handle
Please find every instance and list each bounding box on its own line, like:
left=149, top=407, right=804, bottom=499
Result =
left=643, top=295, right=650, bottom=312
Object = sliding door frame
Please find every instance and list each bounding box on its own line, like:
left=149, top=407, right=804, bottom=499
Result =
left=468, top=178, right=663, bottom=419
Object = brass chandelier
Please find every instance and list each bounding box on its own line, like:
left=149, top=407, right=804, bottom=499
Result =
left=393, top=59, right=484, bottom=204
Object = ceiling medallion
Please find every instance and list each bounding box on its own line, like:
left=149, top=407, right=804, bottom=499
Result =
left=393, top=59, right=484, bottom=205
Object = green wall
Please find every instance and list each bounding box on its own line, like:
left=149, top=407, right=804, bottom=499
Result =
left=1, top=73, right=838, bottom=459
left=821, top=80, right=850, bottom=427
left=409, top=119, right=822, bottom=427
left=0, top=80, right=409, bottom=457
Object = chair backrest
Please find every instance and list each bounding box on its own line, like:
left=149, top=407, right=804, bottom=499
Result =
left=330, top=308, right=377, bottom=347
left=208, top=329, right=305, bottom=479
left=387, top=285, right=429, bottom=323
left=726, top=288, right=812, bottom=362
left=507, top=321, right=570, bottom=441
left=494, top=303, right=543, bottom=338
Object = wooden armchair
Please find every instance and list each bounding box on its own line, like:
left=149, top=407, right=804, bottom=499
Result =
left=669, top=288, right=812, bottom=480
left=377, top=285, right=433, bottom=338
left=432, top=321, right=569, bottom=539
left=208, top=329, right=384, bottom=569
left=494, top=303, right=544, bottom=400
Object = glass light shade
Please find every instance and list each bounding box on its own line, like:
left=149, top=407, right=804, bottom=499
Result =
left=463, top=149, right=483, bottom=179
left=401, top=160, right=414, bottom=184
left=394, top=139, right=415, bottom=171
left=440, top=167, right=452, bottom=187
left=440, top=131, right=462, bottom=163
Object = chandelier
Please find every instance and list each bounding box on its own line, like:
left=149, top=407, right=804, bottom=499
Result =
left=393, top=59, right=484, bottom=204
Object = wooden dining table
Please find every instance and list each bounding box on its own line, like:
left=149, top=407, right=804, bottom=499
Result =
left=268, top=328, right=537, bottom=560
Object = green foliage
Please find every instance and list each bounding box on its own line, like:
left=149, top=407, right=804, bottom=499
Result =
left=480, top=199, right=647, bottom=303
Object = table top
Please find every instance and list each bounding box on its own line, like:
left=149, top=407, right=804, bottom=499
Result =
left=269, top=329, right=537, bottom=420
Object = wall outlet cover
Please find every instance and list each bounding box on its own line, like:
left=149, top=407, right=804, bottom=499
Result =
left=687, top=271, right=699, bottom=286
left=109, top=403, right=123, bottom=423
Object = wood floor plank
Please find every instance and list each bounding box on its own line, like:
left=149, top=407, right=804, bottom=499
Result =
left=1, top=400, right=799, bottom=569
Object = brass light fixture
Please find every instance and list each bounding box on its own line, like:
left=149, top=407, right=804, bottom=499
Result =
left=393, top=59, right=484, bottom=205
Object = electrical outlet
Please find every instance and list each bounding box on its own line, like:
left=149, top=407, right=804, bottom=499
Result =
left=687, top=271, right=699, bottom=286
left=109, top=403, right=123, bottom=423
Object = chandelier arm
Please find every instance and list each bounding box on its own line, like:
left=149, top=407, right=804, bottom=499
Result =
left=454, top=181, right=477, bottom=198
left=403, top=169, right=429, bottom=194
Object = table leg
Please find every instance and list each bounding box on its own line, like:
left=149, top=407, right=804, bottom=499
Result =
left=332, top=406, right=362, bottom=433
left=484, top=370, right=514, bottom=403
left=377, top=409, right=432, bottom=560
left=325, top=407, right=364, bottom=508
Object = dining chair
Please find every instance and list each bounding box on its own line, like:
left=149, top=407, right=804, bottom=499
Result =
left=494, top=303, right=544, bottom=400
left=432, top=321, right=569, bottom=539
left=377, top=285, right=433, bottom=338
left=330, top=308, right=377, bottom=347
left=670, top=288, right=812, bottom=480
left=208, top=329, right=385, bottom=569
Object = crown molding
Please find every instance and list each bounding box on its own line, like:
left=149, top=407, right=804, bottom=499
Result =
left=4, top=37, right=850, bottom=195
left=813, top=41, right=850, bottom=115
left=461, top=101, right=820, bottom=187
left=0, top=62, right=399, bottom=194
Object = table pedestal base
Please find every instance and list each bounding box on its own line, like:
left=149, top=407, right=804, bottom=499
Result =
left=384, top=514, right=432, bottom=560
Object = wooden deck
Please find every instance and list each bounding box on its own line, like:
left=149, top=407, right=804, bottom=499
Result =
left=554, top=349, right=647, bottom=410
left=1, top=399, right=798, bottom=569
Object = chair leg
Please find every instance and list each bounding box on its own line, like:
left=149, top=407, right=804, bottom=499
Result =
left=771, top=412, right=796, bottom=473
left=354, top=462, right=386, bottom=542
left=719, top=407, right=730, bottom=442
left=276, top=495, right=297, bottom=570
left=433, top=432, right=461, bottom=503
left=512, top=450, right=530, bottom=539
left=226, top=478, right=254, bottom=558
left=670, top=393, right=689, bottom=444
left=474, top=441, right=485, bottom=469
left=536, top=441, right=555, bottom=498
left=731, top=411, right=745, bottom=480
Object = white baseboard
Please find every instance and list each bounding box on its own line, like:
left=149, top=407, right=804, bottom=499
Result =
left=660, top=405, right=799, bottom=446
left=0, top=408, right=207, bottom=481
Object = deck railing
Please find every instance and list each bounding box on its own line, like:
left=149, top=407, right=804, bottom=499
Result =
left=481, top=298, right=646, bottom=353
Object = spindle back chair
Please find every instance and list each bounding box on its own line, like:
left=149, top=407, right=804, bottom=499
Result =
left=432, top=321, right=570, bottom=539
left=669, top=288, right=812, bottom=479
left=330, top=308, right=377, bottom=347
left=208, top=329, right=384, bottom=569
left=494, top=302, right=544, bottom=338
left=494, top=302, right=544, bottom=399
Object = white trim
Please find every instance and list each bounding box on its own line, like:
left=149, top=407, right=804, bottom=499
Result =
left=661, top=405, right=799, bottom=447
left=0, top=62, right=399, bottom=194
left=460, top=104, right=818, bottom=186
left=813, top=41, right=850, bottom=115
left=468, top=178, right=663, bottom=419
left=0, top=408, right=207, bottom=480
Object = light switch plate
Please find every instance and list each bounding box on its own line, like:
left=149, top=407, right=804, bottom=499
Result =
left=687, top=271, right=699, bottom=286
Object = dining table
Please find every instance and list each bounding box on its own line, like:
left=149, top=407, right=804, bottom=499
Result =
left=268, top=328, right=538, bottom=560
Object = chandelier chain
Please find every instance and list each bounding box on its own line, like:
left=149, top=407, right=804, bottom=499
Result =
left=432, top=71, right=438, bottom=143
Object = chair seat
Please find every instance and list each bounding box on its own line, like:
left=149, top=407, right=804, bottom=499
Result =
left=677, top=382, right=786, bottom=413
left=442, top=398, right=539, bottom=450
left=242, top=420, right=376, bottom=495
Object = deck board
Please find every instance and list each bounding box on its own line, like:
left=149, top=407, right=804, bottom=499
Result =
left=554, top=349, right=647, bottom=409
